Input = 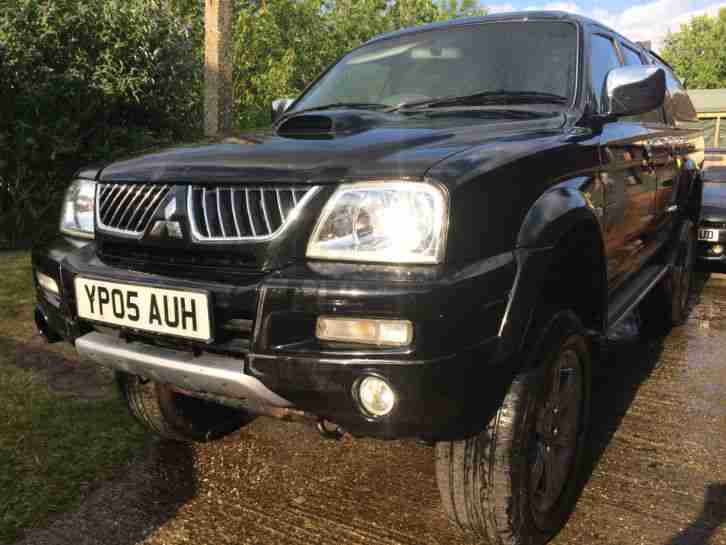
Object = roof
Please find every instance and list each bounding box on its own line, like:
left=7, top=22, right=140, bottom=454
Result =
left=687, top=89, right=726, bottom=114
left=364, top=11, right=609, bottom=46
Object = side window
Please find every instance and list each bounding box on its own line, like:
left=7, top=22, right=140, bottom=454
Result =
left=659, top=63, right=699, bottom=125
left=620, top=44, right=642, bottom=66
left=619, top=42, right=664, bottom=124
left=590, top=34, right=621, bottom=113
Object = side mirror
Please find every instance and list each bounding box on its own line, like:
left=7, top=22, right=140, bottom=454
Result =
left=271, top=98, right=295, bottom=123
left=605, top=66, right=666, bottom=118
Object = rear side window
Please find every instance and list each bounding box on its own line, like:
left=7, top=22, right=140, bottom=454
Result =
left=590, top=34, right=621, bottom=113
left=620, top=44, right=642, bottom=66
left=658, top=62, right=699, bottom=124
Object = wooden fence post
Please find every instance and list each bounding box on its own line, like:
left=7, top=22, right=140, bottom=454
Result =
left=204, top=0, right=234, bottom=136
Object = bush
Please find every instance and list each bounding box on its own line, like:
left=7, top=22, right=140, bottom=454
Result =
left=0, top=0, right=203, bottom=248
left=233, top=0, right=486, bottom=128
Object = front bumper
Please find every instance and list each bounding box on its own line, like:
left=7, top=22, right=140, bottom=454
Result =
left=33, top=237, right=516, bottom=439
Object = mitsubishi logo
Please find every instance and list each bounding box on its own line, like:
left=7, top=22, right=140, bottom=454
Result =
left=149, top=190, right=183, bottom=239
left=150, top=220, right=183, bottom=239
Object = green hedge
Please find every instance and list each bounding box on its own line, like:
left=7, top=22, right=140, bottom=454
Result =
left=0, top=0, right=203, bottom=248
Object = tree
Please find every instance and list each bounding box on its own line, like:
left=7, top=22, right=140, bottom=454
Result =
left=661, top=8, right=726, bottom=88
left=437, top=0, right=487, bottom=19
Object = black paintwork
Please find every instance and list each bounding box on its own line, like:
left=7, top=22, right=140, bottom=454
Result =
left=36, top=12, right=703, bottom=439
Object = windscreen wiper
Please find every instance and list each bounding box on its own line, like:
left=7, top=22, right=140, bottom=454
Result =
left=388, top=91, right=569, bottom=112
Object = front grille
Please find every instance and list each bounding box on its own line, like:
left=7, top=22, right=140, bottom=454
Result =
left=701, top=220, right=726, bottom=229
left=97, top=183, right=171, bottom=235
left=188, top=185, right=317, bottom=241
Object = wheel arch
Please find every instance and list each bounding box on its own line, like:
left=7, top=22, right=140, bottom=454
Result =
left=497, top=185, right=608, bottom=367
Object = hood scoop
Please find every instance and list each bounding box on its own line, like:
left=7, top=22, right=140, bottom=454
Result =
left=276, top=111, right=380, bottom=139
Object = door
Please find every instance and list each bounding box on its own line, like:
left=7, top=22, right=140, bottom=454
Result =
left=601, top=125, right=659, bottom=291
left=590, top=34, right=658, bottom=292
left=651, top=65, right=697, bottom=236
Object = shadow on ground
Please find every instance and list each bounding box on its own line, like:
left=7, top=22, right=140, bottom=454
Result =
left=667, top=482, right=726, bottom=545
left=16, top=441, right=198, bottom=545
left=0, top=335, right=113, bottom=399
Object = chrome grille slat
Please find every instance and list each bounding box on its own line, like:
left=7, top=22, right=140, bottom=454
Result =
left=215, top=188, right=225, bottom=237
left=202, top=188, right=211, bottom=237
left=101, top=185, right=125, bottom=223
left=245, top=189, right=257, bottom=237
left=259, top=189, right=273, bottom=234
left=128, top=185, right=157, bottom=232
left=276, top=189, right=285, bottom=221
left=108, top=185, right=136, bottom=226
left=135, top=185, right=169, bottom=235
left=97, top=183, right=172, bottom=236
left=189, top=185, right=317, bottom=242
left=98, top=184, right=112, bottom=201
left=230, top=189, right=242, bottom=237
left=116, top=185, right=146, bottom=230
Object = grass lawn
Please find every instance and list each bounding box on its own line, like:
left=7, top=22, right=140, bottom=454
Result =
left=0, top=252, right=149, bottom=544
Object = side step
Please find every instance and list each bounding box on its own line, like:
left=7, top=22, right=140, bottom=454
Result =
left=607, top=264, right=670, bottom=331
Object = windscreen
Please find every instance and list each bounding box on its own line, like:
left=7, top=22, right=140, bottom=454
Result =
left=292, top=21, right=578, bottom=111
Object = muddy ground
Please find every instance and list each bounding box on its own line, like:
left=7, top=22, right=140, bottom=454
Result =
left=15, top=271, right=726, bottom=545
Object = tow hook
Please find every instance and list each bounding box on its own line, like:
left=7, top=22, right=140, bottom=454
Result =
left=316, top=418, right=345, bottom=440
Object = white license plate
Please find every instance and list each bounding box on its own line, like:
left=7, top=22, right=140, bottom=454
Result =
left=75, top=277, right=212, bottom=342
left=698, top=229, right=720, bottom=241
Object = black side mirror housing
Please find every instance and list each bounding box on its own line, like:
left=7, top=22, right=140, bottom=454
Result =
left=605, top=66, right=666, bottom=118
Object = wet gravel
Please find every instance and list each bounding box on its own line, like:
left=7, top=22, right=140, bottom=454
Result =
left=18, top=271, right=726, bottom=545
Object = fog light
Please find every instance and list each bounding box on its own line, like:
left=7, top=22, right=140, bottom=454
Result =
left=713, top=244, right=724, bottom=255
left=316, top=317, right=413, bottom=347
left=357, top=376, right=396, bottom=417
left=36, top=272, right=59, bottom=295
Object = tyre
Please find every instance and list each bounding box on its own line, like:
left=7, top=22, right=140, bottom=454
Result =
left=640, top=220, right=695, bottom=338
left=435, top=310, right=591, bottom=545
left=116, top=372, right=253, bottom=442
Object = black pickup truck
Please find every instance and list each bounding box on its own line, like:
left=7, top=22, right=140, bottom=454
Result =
left=32, top=12, right=703, bottom=545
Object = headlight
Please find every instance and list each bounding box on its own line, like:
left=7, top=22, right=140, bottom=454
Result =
left=59, top=179, right=96, bottom=238
left=306, top=181, right=448, bottom=264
